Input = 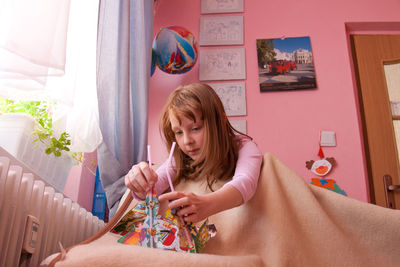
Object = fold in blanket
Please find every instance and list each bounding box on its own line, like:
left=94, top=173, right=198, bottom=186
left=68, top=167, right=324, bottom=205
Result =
left=51, top=153, right=400, bottom=267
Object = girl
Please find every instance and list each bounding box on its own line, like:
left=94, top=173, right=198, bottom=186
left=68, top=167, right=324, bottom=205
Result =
left=125, top=83, right=262, bottom=223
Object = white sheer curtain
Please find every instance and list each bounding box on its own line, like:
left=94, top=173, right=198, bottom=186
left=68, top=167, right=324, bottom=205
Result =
left=0, top=0, right=69, bottom=90
left=0, top=0, right=102, bottom=153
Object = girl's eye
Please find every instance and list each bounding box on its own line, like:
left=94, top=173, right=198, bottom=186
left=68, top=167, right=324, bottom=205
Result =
left=175, top=130, right=183, bottom=135
left=192, top=126, right=200, bottom=131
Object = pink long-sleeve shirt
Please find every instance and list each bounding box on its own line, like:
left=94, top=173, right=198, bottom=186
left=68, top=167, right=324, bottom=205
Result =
left=154, top=136, right=263, bottom=203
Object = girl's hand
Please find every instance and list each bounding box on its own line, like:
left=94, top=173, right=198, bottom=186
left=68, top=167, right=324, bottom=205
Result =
left=125, top=162, right=158, bottom=200
left=158, top=191, right=212, bottom=223
left=159, top=185, right=243, bottom=223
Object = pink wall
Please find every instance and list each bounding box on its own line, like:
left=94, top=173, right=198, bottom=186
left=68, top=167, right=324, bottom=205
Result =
left=64, top=151, right=97, bottom=211
left=149, top=0, right=400, bottom=203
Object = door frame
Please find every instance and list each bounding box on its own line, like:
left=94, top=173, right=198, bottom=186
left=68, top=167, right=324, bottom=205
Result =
left=345, top=22, right=400, bottom=205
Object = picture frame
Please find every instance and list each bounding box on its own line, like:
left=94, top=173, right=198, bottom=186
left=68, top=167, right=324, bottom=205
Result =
left=199, top=48, right=246, bottom=81
left=256, top=36, right=317, bottom=92
left=209, top=81, right=246, bottom=116
left=199, top=16, right=244, bottom=46
left=201, top=0, right=244, bottom=14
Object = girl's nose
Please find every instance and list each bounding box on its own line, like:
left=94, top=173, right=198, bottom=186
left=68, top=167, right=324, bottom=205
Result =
left=183, top=133, right=193, bottom=145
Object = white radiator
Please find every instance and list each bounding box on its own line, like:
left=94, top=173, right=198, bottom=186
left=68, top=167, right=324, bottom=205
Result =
left=0, top=146, right=105, bottom=267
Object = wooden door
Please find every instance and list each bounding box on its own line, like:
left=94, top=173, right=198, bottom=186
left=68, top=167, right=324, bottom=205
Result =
left=351, top=34, right=400, bottom=209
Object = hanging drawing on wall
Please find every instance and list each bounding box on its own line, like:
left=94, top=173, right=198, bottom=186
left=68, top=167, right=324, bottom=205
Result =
left=229, top=119, right=247, bottom=134
left=200, top=16, right=244, bottom=46
left=201, top=0, right=244, bottom=14
left=256, top=36, right=317, bottom=92
left=209, top=82, right=246, bottom=116
left=199, top=48, right=246, bottom=81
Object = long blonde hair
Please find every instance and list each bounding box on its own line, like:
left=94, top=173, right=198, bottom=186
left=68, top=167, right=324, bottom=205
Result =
left=159, top=83, right=249, bottom=190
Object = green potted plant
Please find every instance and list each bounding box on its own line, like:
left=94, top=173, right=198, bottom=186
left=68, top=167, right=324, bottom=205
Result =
left=0, top=98, right=96, bottom=191
left=0, top=98, right=71, bottom=157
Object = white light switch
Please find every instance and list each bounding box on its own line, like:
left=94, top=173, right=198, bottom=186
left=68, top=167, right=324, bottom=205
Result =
left=320, top=131, right=336, bottom=147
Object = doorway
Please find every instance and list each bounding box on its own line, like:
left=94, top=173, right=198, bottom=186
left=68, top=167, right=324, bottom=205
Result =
left=351, top=34, right=400, bottom=209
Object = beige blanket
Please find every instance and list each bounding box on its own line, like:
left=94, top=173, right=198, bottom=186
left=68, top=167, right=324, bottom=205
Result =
left=51, top=153, right=400, bottom=267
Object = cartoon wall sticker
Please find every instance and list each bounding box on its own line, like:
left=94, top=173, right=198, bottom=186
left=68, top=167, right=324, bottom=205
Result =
left=306, top=143, right=347, bottom=196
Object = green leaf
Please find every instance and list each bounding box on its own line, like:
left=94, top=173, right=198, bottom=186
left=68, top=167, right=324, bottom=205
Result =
left=0, top=97, right=74, bottom=160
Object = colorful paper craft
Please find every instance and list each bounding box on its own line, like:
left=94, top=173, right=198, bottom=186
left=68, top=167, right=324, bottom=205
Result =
left=112, top=193, right=216, bottom=253
left=306, top=143, right=347, bottom=196
left=112, top=142, right=216, bottom=253
left=310, top=178, right=347, bottom=196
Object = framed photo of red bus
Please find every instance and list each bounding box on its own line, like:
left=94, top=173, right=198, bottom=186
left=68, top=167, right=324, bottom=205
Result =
left=256, top=36, right=317, bottom=92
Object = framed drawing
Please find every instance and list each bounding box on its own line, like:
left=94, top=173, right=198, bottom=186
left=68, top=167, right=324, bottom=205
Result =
left=256, top=36, right=317, bottom=92
left=229, top=119, right=247, bottom=134
left=200, top=16, right=244, bottom=46
left=209, top=82, right=246, bottom=116
left=201, top=0, right=244, bottom=14
left=199, top=48, right=246, bottom=81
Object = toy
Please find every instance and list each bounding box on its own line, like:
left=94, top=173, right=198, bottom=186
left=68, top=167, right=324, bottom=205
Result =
left=306, top=144, right=347, bottom=196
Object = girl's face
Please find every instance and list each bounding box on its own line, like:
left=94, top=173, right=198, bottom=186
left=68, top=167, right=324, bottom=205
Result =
left=170, top=109, right=205, bottom=161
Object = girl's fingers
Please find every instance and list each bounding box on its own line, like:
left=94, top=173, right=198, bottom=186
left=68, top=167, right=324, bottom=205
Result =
left=183, top=214, right=197, bottom=222
left=125, top=162, right=159, bottom=201
left=125, top=168, right=147, bottom=193
left=149, top=168, right=158, bottom=185
left=135, top=172, right=151, bottom=191
left=125, top=171, right=137, bottom=190
left=169, top=197, right=189, bottom=210
left=158, top=191, right=183, bottom=203
left=158, top=191, right=204, bottom=223
left=177, top=205, right=194, bottom=217
left=138, top=162, right=157, bottom=186
left=131, top=176, right=148, bottom=193
left=129, top=183, right=145, bottom=199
